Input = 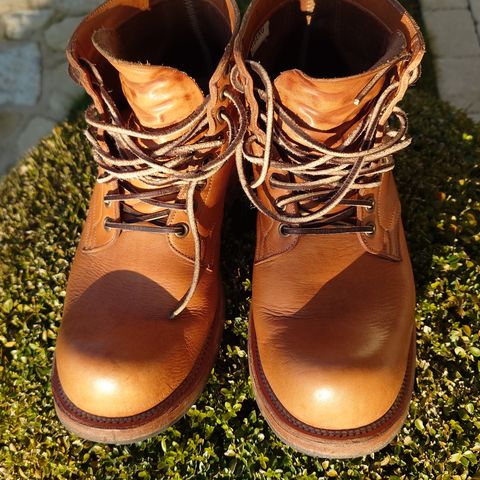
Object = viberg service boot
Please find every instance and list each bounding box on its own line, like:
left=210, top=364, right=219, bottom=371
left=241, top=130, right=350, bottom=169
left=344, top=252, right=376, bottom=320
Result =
left=52, top=0, right=243, bottom=444
left=234, top=0, right=425, bottom=458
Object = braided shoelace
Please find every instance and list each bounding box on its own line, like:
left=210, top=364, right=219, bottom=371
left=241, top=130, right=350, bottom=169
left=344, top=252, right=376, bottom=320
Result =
left=82, top=59, right=247, bottom=318
left=232, top=59, right=420, bottom=236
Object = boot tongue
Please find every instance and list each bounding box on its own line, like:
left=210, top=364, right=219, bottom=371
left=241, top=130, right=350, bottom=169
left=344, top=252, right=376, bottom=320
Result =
left=92, top=29, right=204, bottom=129
left=91, top=29, right=205, bottom=214
left=273, top=31, right=406, bottom=146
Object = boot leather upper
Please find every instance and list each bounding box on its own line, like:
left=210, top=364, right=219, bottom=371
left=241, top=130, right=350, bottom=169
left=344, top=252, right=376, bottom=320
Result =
left=235, top=0, right=425, bottom=430
left=55, top=0, right=239, bottom=418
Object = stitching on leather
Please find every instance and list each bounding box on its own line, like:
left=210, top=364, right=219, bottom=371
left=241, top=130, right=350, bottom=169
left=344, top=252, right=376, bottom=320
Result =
left=201, top=175, right=220, bottom=268
left=168, top=234, right=197, bottom=262
left=82, top=183, right=121, bottom=253
left=393, top=221, right=402, bottom=260
left=357, top=222, right=401, bottom=261
left=167, top=179, right=217, bottom=264
left=378, top=175, right=400, bottom=232
left=84, top=188, right=96, bottom=249
left=357, top=174, right=401, bottom=260
left=206, top=220, right=219, bottom=269
left=255, top=220, right=299, bottom=265
left=251, top=321, right=413, bottom=439
left=258, top=215, right=274, bottom=260
left=52, top=312, right=221, bottom=430
left=167, top=187, right=197, bottom=263
left=90, top=184, right=110, bottom=250
left=255, top=236, right=299, bottom=265
left=256, top=215, right=267, bottom=261
left=81, top=231, right=119, bottom=254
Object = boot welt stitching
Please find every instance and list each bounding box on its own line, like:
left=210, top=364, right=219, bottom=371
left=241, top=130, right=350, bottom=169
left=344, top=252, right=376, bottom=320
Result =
left=251, top=320, right=414, bottom=439
left=52, top=312, right=221, bottom=430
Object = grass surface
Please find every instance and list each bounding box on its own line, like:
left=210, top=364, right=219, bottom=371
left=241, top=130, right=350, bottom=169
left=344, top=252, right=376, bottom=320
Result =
left=1, top=1, right=480, bottom=479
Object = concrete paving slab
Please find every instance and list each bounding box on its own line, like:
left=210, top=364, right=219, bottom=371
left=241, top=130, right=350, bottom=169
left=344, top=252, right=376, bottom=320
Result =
left=436, top=57, right=480, bottom=113
left=470, top=113, right=480, bottom=123
left=423, top=9, right=480, bottom=57
left=471, top=0, right=480, bottom=19
left=422, top=0, right=468, bottom=9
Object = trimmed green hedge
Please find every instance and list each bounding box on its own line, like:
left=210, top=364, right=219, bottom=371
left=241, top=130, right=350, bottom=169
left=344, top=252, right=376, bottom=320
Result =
left=1, top=1, right=479, bottom=479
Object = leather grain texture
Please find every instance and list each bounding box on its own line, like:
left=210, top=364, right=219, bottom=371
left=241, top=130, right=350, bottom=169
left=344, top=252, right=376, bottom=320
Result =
left=234, top=0, right=425, bottom=455
left=53, top=0, right=240, bottom=438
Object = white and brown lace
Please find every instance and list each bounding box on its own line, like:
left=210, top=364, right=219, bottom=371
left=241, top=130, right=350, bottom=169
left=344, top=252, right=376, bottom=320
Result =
left=79, top=54, right=418, bottom=316
left=82, top=59, right=247, bottom=318
left=232, top=58, right=420, bottom=236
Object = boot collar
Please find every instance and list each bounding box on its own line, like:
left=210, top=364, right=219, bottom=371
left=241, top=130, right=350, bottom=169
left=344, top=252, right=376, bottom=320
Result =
left=233, top=0, right=425, bottom=136
left=67, top=0, right=240, bottom=135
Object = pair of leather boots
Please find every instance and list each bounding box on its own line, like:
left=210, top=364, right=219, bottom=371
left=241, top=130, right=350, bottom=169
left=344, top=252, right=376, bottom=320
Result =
left=52, top=0, right=425, bottom=459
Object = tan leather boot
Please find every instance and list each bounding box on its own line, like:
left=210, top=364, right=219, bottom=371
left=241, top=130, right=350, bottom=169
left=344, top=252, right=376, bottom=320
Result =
left=233, top=0, right=425, bottom=458
left=52, top=0, right=243, bottom=444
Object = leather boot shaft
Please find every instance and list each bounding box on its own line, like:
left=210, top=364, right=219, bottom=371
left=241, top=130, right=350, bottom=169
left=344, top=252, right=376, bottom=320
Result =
left=52, top=0, right=243, bottom=444
left=234, top=0, right=425, bottom=458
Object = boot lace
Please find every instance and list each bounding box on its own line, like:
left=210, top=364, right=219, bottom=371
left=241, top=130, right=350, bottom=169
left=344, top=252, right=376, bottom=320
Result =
left=232, top=59, right=420, bottom=236
left=82, top=59, right=247, bottom=318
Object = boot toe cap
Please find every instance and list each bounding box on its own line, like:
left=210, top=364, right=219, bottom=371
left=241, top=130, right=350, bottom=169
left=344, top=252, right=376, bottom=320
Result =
left=54, top=330, right=196, bottom=419
left=253, top=318, right=413, bottom=431
left=54, top=299, right=213, bottom=419
left=258, top=352, right=409, bottom=431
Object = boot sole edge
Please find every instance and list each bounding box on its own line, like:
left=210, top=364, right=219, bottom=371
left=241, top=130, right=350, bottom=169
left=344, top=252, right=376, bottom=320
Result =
left=51, top=296, right=224, bottom=445
left=248, top=313, right=416, bottom=459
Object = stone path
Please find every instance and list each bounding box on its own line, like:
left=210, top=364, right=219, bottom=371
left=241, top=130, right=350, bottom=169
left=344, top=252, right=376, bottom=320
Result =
left=1, top=1, right=479, bottom=176
left=421, top=0, right=480, bottom=122
left=0, top=0, right=103, bottom=175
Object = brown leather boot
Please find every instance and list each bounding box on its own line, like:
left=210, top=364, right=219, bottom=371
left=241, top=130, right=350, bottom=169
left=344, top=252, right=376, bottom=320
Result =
left=233, top=0, right=425, bottom=458
left=52, top=0, right=243, bottom=444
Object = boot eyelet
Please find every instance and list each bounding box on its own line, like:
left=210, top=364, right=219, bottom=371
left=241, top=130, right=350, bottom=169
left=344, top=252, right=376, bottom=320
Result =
left=365, top=222, right=376, bottom=237
left=175, top=223, right=189, bottom=238
left=365, top=197, right=375, bottom=212
left=104, top=199, right=111, bottom=208
left=104, top=217, right=112, bottom=231
left=219, top=88, right=228, bottom=101
left=279, top=224, right=289, bottom=237
left=216, top=107, right=227, bottom=123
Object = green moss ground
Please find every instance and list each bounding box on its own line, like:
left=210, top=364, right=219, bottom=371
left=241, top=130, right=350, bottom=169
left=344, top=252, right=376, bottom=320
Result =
left=1, top=1, right=480, bottom=479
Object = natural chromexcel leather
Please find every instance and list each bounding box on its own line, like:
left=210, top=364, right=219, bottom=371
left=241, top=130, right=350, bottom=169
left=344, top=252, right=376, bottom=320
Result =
left=92, top=29, right=206, bottom=130
left=54, top=0, right=240, bottom=428
left=234, top=0, right=425, bottom=444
